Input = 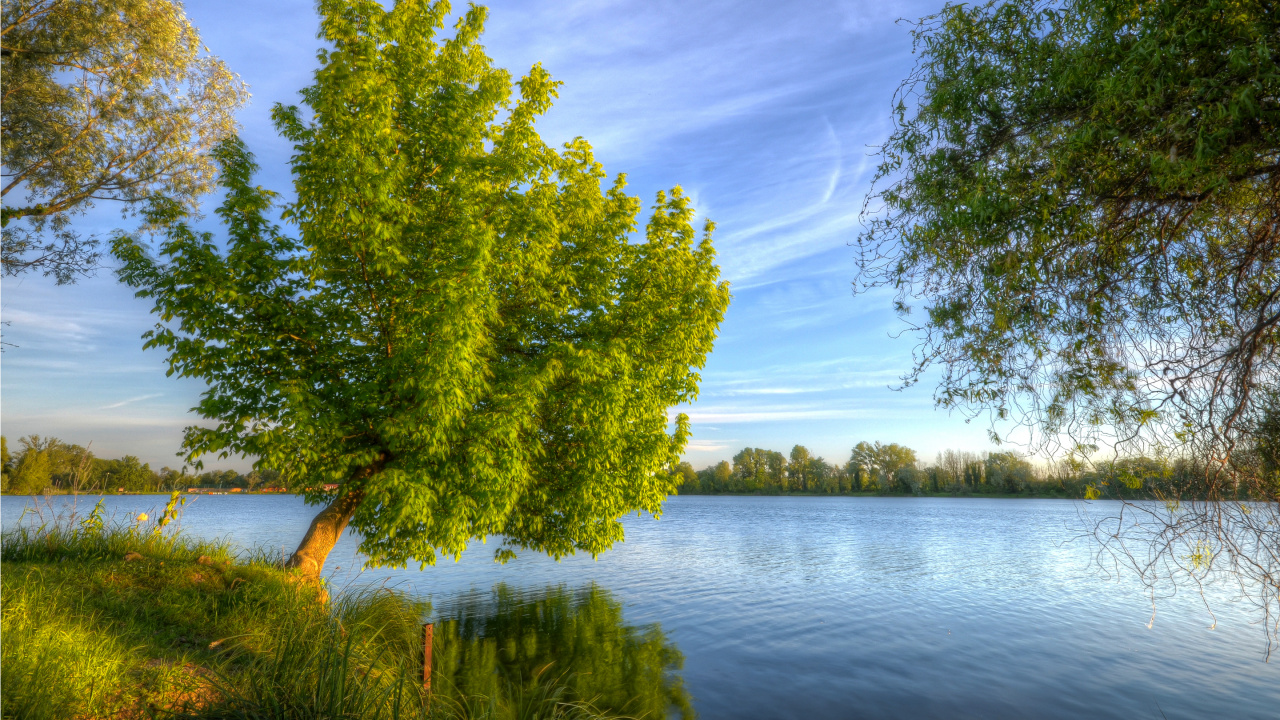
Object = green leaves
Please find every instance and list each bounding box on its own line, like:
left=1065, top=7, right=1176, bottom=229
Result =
left=859, top=0, right=1279, bottom=469
left=114, top=0, right=729, bottom=573
left=1, top=0, right=248, bottom=282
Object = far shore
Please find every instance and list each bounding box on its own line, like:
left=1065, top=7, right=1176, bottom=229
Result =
left=3, top=489, right=1090, bottom=500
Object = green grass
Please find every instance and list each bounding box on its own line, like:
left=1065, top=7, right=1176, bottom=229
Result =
left=0, top=501, right=679, bottom=720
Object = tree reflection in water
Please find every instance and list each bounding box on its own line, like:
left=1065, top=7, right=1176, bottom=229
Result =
left=432, top=584, right=694, bottom=719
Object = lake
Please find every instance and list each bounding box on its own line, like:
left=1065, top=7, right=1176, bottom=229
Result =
left=3, top=494, right=1277, bottom=719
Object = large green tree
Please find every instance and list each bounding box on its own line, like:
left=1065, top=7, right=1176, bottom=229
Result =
left=788, top=445, right=813, bottom=491
left=859, top=0, right=1277, bottom=471
left=984, top=451, right=1034, bottom=493
left=859, top=0, right=1278, bottom=644
left=4, top=435, right=66, bottom=494
left=1, top=0, right=247, bottom=283
left=847, top=441, right=918, bottom=491
left=113, top=0, right=728, bottom=580
left=1, top=437, right=10, bottom=492
left=731, top=447, right=788, bottom=492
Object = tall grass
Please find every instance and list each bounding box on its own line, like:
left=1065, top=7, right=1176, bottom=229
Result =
left=0, top=504, right=673, bottom=720
left=189, top=587, right=430, bottom=720
left=1, top=568, right=134, bottom=720
left=181, top=588, right=625, bottom=720
left=1, top=496, right=310, bottom=719
left=2, top=494, right=234, bottom=564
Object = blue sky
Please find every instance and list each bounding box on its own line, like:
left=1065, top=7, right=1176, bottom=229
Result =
left=1, top=0, right=1000, bottom=472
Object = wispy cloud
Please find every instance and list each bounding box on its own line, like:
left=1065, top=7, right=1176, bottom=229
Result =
left=820, top=117, right=844, bottom=205
left=684, top=439, right=733, bottom=452
left=684, top=408, right=866, bottom=423
left=97, top=393, right=163, bottom=410
left=3, top=308, right=94, bottom=343
left=717, top=387, right=812, bottom=396
left=680, top=404, right=932, bottom=424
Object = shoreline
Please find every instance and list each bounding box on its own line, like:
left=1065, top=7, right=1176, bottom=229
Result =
left=3, top=489, right=1100, bottom=500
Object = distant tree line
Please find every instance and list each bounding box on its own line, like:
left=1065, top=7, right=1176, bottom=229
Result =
left=7, top=432, right=1268, bottom=502
left=0, top=435, right=277, bottom=495
left=669, top=442, right=1273, bottom=500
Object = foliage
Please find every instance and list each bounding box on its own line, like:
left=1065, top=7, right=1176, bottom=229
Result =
left=0, top=431, right=1203, bottom=501
left=848, top=441, right=918, bottom=491
left=892, top=466, right=923, bottom=494
left=9, top=440, right=52, bottom=495
left=1244, top=391, right=1280, bottom=498
left=984, top=451, right=1034, bottom=493
left=675, top=440, right=1210, bottom=499
left=0, top=434, right=264, bottom=495
left=786, top=445, right=813, bottom=490
left=856, top=0, right=1279, bottom=474
left=0, top=436, right=9, bottom=492
left=97, top=454, right=156, bottom=492
left=962, top=461, right=984, bottom=490
left=710, top=461, right=732, bottom=492
left=112, top=0, right=728, bottom=575
left=730, top=448, right=789, bottom=492
left=671, top=461, right=698, bottom=492
left=2, top=435, right=100, bottom=494
left=0, top=0, right=248, bottom=283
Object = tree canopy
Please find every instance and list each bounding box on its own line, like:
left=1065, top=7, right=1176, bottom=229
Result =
left=1, top=0, right=247, bottom=283
left=848, top=441, right=918, bottom=486
left=113, top=0, right=729, bottom=578
left=858, top=0, right=1278, bottom=474
left=858, top=0, right=1278, bottom=647
left=672, top=440, right=1133, bottom=497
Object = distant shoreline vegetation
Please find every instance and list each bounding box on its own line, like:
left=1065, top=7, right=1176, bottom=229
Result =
left=1, top=435, right=271, bottom=496
left=5, top=434, right=1262, bottom=502
left=669, top=443, right=1266, bottom=501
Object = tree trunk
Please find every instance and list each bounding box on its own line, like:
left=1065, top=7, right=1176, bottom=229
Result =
left=286, top=489, right=365, bottom=580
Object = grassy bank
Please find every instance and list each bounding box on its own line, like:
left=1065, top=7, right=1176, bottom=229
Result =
left=0, top=502, right=686, bottom=719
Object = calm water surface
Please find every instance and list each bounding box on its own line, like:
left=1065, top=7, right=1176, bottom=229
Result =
left=4, top=495, right=1277, bottom=719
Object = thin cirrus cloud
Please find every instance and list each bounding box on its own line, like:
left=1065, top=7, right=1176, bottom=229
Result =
left=3, top=307, right=91, bottom=337
left=0, top=0, right=998, bottom=472
left=684, top=439, right=733, bottom=453
left=96, top=394, right=164, bottom=411
left=681, top=407, right=893, bottom=424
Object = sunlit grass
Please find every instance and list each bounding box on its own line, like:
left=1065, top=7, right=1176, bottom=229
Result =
left=0, top=504, right=667, bottom=719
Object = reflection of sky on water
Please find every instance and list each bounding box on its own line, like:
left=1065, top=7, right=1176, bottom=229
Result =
left=4, top=495, right=1277, bottom=719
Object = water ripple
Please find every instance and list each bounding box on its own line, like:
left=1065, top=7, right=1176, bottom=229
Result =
left=4, top=494, right=1276, bottom=719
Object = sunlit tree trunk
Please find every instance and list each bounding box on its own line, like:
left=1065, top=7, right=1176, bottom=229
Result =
left=286, top=489, right=364, bottom=580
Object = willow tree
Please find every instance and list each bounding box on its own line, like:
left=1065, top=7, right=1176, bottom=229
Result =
left=1, top=0, right=247, bottom=283
left=113, top=0, right=729, bottom=579
left=858, top=0, right=1278, bottom=645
